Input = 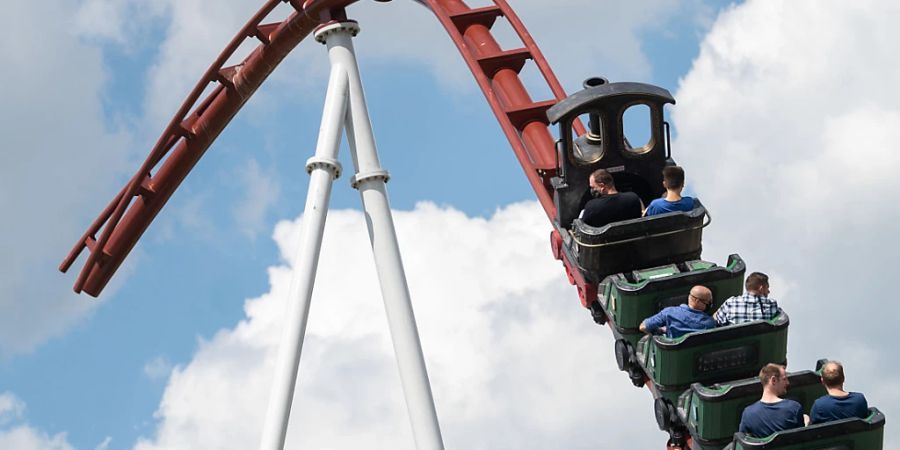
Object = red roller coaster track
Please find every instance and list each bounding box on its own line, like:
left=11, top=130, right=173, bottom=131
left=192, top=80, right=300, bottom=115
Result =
left=60, top=0, right=589, bottom=298
left=60, top=0, right=679, bottom=447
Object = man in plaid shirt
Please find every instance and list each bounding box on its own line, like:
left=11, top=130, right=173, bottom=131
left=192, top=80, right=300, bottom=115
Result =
left=714, top=272, right=782, bottom=326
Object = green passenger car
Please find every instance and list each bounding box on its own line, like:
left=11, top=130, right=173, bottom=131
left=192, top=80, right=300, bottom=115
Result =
left=598, top=254, right=745, bottom=346
left=725, top=408, right=885, bottom=450
left=635, top=312, right=789, bottom=405
left=677, top=370, right=826, bottom=450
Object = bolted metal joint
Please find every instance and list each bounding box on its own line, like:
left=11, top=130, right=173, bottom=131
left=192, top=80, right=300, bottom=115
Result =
left=314, top=21, right=361, bottom=44
left=350, top=169, right=390, bottom=189
left=305, top=156, right=342, bottom=179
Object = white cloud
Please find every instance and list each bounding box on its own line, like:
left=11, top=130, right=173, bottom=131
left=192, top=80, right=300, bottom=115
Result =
left=133, top=201, right=662, bottom=449
left=74, top=0, right=167, bottom=46
left=234, top=159, right=281, bottom=239
left=94, top=436, right=113, bottom=450
left=0, top=1, right=133, bottom=357
left=674, top=0, right=900, bottom=444
left=0, top=393, right=75, bottom=450
left=144, top=356, right=174, bottom=381
left=0, top=392, right=25, bottom=425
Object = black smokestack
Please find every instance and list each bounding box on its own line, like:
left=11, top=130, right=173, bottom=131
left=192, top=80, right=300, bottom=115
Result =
left=583, top=77, right=608, bottom=143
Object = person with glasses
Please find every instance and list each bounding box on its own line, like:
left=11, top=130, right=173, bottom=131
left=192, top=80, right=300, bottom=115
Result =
left=714, top=272, right=782, bottom=326
left=639, top=285, right=716, bottom=339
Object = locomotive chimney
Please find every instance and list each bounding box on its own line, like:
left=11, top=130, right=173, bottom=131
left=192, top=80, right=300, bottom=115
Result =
left=583, top=77, right=608, bottom=143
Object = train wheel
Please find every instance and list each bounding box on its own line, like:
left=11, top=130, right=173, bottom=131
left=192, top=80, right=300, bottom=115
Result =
left=590, top=300, right=608, bottom=325
left=614, top=339, right=632, bottom=371
left=628, top=366, right=645, bottom=387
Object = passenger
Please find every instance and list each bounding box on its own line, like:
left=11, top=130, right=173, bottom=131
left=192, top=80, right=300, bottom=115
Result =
left=739, top=363, right=809, bottom=437
left=645, top=166, right=695, bottom=216
left=714, top=272, right=781, bottom=326
left=579, top=169, right=643, bottom=228
left=810, top=361, right=869, bottom=424
left=639, top=285, right=715, bottom=339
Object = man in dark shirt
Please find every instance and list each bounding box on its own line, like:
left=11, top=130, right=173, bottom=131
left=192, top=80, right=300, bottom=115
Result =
left=739, top=364, right=808, bottom=437
left=810, top=361, right=869, bottom=424
left=639, top=285, right=716, bottom=338
left=580, top=169, right=642, bottom=227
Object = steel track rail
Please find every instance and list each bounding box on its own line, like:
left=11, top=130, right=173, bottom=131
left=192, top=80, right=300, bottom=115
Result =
left=61, top=0, right=585, bottom=299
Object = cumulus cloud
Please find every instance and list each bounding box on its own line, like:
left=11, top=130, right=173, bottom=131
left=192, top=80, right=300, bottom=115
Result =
left=74, top=0, right=167, bottom=46
left=674, top=0, right=900, bottom=443
left=0, top=1, right=132, bottom=356
left=0, top=393, right=75, bottom=450
left=144, top=356, right=175, bottom=381
left=0, top=392, right=26, bottom=425
left=133, top=202, right=662, bottom=449
left=234, top=159, right=282, bottom=239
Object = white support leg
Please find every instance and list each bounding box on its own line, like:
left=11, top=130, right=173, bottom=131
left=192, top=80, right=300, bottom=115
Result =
left=317, top=21, right=445, bottom=450
left=258, top=61, right=348, bottom=450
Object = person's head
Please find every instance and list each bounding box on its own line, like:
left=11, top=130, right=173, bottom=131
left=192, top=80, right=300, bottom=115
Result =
left=589, top=169, right=617, bottom=195
left=662, top=166, right=685, bottom=191
left=688, top=285, right=714, bottom=311
left=821, top=361, right=846, bottom=390
left=746, top=272, right=770, bottom=297
left=759, top=363, right=789, bottom=396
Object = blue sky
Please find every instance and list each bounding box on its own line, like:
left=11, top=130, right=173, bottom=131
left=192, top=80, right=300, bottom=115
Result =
left=3, top=1, right=900, bottom=449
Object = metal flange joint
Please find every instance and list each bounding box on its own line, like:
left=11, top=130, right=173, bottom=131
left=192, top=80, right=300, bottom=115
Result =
left=350, top=169, right=390, bottom=189
left=305, top=156, right=342, bottom=179
left=313, top=21, right=360, bottom=44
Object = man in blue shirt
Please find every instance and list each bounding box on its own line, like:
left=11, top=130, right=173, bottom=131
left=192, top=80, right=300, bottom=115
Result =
left=639, top=285, right=715, bottom=338
left=810, top=361, right=869, bottom=424
left=740, top=364, right=808, bottom=437
left=645, top=165, right=695, bottom=216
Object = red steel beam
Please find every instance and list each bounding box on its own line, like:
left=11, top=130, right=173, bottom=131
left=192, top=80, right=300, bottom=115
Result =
left=61, top=0, right=575, bottom=297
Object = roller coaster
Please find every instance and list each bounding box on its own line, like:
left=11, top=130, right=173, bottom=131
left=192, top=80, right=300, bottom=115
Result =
left=59, top=1, right=886, bottom=449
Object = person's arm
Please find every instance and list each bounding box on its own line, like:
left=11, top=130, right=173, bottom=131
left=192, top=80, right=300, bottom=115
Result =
left=809, top=399, right=822, bottom=425
left=713, top=302, right=729, bottom=326
left=738, top=412, right=749, bottom=434
left=857, top=394, right=869, bottom=418
left=803, top=414, right=810, bottom=426
left=640, top=310, right=667, bottom=335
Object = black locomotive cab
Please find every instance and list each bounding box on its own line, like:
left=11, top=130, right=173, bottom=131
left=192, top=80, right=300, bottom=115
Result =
left=547, top=78, right=708, bottom=282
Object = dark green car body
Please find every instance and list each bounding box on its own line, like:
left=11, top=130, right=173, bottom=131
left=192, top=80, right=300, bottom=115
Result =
left=726, top=408, right=885, bottom=450
left=678, top=370, right=826, bottom=449
left=599, top=254, right=745, bottom=347
left=636, top=312, right=789, bottom=404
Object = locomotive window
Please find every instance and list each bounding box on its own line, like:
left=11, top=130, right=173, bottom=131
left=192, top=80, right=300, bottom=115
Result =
left=621, top=103, right=653, bottom=154
left=571, top=111, right=604, bottom=165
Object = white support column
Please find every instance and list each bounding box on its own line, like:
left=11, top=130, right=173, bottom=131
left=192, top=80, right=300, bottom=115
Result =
left=258, top=59, right=348, bottom=450
left=317, top=21, right=445, bottom=450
